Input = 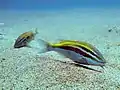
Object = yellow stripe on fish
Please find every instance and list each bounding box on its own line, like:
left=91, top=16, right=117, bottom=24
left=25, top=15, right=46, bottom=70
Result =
left=52, top=40, right=95, bottom=53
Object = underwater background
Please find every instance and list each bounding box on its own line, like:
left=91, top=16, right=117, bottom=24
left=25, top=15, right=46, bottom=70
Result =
left=1, top=0, right=120, bottom=90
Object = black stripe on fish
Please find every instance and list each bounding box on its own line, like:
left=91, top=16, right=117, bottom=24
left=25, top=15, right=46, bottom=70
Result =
left=58, top=46, right=98, bottom=61
left=14, top=37, right=28, bottom=48
left=76, top=45, right=104, bottom=62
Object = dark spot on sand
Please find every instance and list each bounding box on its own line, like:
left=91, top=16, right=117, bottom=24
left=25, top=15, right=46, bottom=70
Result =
left=115, top=30, right=118, bottom=33
left=46, top=86, right=49, bottom=88
left=1, top=58, right=6, bottom=62
left=108, top=29, right=112, bottom=32
left=26, top=87, right=29, bottom=90
left=2, top=58, right=5, bottom=60
left=10, top=88, right=13, bottom=90
left=106, top=46, right=110, bottom=49
left=20, top=80, right=24, bottom=82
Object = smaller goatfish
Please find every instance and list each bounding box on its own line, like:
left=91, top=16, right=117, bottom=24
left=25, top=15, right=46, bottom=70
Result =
left=37, top=39, right=106, bottom=72
left=14, top=28, right=38, bottom=48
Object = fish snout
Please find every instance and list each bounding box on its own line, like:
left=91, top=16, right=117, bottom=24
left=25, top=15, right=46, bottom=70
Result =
left=14, top=37, right=28, bottom=48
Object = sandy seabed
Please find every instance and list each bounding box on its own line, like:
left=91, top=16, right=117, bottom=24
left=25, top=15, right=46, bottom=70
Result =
left=1, top=8, right=120, bottom=90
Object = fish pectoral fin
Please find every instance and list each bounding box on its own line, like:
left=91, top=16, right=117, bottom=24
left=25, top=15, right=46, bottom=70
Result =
left=57, top=60, right=102, bottom=72
left=74, top=64, right=102, bottom=73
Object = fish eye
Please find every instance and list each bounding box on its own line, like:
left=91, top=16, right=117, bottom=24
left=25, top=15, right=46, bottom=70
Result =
left=26, top=36, right=30, bottom=39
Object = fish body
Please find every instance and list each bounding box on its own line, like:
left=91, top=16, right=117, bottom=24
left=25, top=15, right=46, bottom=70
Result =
left=14, top=28, right=38, bottom=48
left=38, top=39, right=106, bottom=67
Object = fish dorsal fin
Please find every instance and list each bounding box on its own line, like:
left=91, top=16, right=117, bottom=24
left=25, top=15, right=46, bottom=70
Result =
left=31, top=28, right=38, bottom=35
left=19, top=31, right=32, bottom=39
left=34, top=28, right=38, bottom=35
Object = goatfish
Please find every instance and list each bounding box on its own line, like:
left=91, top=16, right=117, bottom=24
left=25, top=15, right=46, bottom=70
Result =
left=14, top=28, right=38, bottom=48
left=37, top=39, right=106, bottom=72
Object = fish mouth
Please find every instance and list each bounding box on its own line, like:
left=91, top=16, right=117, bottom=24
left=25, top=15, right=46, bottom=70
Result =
left=14, top=37, right=28, bottom=48
left=14, top=41, right=27, bottom=48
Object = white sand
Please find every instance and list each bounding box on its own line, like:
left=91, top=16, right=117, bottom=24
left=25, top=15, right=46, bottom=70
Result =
left=1, top=8, right=120, bottom=90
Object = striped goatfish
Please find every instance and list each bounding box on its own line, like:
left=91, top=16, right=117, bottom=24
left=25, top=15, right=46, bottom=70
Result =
left=37, top=39, right=106, bottom=72
left=14, top=28, right=38, bottom=48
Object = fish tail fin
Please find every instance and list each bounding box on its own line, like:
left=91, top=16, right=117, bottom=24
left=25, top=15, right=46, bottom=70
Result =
left=37, top=38, right=51, bottom=53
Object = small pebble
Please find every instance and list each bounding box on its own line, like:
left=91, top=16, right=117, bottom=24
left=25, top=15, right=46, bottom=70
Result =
left=108, top=29, right=112, bottom=32
left=1, top=58, right=6, bottom=62
left=106, top=46, right=110, bottom=49
left=26, top=87, right=29, bottom=90
left=115, top=30, right=118, bottom=33
left=2, top=58, right=5, bottom=60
